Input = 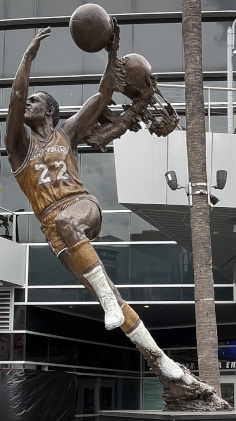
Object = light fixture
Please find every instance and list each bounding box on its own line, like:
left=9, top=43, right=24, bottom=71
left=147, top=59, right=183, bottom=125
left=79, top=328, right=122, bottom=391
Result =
left=165, top=171, right=184, bottom=191
left=209, top=194, right=220, bottom=206
left=165, top=170, right=227, bottom=207
left=233, top=223, right=236, bottom=233
left=144, top=305, right=149, bottom=308
left=212, top=170, right=227, bottom=190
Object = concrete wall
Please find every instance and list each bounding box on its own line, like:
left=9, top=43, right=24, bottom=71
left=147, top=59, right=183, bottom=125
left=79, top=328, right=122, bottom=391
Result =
left=0, top=237, right=26, bottom=286
left=114, top=130, right=235, bottom=208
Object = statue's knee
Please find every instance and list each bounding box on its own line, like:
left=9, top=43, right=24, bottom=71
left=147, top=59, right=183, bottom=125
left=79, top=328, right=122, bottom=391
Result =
left=55, top=211, right=70, bottom=236
left=55, top=211, right=86, bottom=243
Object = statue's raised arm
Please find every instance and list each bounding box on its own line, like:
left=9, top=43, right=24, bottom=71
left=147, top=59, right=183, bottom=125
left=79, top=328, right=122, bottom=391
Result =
left=83, top=53, right=180, bottom=152
left=5, top=27, right=51, bottom=172
left=60, top=18, right=120, bottom=150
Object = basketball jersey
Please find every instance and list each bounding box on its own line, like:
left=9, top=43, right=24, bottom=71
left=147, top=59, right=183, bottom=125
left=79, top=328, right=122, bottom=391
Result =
left=13, top=128, right=89, bottom=219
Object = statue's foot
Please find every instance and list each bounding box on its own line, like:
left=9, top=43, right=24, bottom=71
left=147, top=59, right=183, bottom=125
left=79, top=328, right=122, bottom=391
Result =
left=102, top=295, right=124, bottom=330
left=157, top=353, right=183, bottom=380
left=126, top=321, right=184, bottom=380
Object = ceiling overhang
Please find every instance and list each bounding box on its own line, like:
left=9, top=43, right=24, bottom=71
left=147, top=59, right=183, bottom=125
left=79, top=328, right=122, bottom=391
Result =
left=114, top=130, right=236, bottom=282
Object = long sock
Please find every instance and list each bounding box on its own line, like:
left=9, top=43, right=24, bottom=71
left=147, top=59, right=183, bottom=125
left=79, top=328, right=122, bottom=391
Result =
left=121, top=302, right=183, bottom=380
left=66, top=239, right=124, bottom=330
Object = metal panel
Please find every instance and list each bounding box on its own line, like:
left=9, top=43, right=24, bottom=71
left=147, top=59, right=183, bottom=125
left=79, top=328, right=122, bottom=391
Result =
left=0, top=237, right=26, bottom=286
left=114, top=129, right=167, bottom=205
left=0, top=289, right=11, bottom=330
left=114, top=130, right=236, bottom=281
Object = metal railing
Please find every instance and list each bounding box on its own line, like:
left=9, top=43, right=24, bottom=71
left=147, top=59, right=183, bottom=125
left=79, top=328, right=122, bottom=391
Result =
left=0, top=83, right=235, bottom=136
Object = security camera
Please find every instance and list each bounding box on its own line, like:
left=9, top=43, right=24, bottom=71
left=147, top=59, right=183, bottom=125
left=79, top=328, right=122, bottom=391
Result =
left=165, top=171, right=179, bottom=191
left=212, top=170, right=227, bottom=190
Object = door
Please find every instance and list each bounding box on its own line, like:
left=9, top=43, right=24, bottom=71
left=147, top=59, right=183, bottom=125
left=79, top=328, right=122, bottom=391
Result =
left=220, top=377, right=236, bottom=410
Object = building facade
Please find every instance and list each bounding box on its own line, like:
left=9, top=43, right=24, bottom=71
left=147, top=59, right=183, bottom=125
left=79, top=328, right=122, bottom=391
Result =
left=0, top=1, right=236, bottom=418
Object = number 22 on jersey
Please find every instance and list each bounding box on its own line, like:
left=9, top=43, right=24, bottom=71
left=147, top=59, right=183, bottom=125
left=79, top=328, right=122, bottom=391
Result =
left=35, top=160, right=69, bottom=185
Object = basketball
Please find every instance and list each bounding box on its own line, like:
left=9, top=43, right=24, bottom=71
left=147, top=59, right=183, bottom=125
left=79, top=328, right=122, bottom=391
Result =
left=117, top=54, right=153, bottom=99
left=69, top=4, right=113, bottom=52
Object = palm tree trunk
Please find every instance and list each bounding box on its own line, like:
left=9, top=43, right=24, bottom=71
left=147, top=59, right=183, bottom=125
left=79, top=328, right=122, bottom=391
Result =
left=182, top=0, right=221, bottom=396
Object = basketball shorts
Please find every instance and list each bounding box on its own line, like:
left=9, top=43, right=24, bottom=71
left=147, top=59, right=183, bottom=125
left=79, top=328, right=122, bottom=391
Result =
left=40, top=194, right=102, bottom=256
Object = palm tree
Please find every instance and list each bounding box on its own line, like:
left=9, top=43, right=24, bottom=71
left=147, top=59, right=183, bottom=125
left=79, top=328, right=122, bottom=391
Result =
left=182, top=0, right=221, bottom=395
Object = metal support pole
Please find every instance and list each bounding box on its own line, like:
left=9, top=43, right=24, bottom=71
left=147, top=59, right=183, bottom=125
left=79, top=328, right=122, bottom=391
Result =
left=227, top=21, right=236, bottom=133
left=208, top=88, right=211, bottom=132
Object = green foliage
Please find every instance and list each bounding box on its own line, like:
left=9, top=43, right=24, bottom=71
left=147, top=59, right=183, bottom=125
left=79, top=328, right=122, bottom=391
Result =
left=0, top=214, right=13, bottom=236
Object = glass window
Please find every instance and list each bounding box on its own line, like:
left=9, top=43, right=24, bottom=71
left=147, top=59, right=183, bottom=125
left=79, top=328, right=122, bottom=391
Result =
left=130, top=213, right=170, bottom=242
left=35, top=84, right=83, bottom=107
left=129, top=286, right=194, bottom=301
left=203, top=80, right=228, bottom=103
left=157, top=82, right=185, bottom=106
left=213, top=270, right=232, bottom=284
left=29, top=244, right=128, bottom=288
left=133, top=23, right=183, bottom=73
left=82, top=84, right=100, bottom=104
left=28, top=246, right=77, bottom=285
left=202, top=22, right=229, bottom=72
left=28, top=287, right=94, bottom=302
left=130, top=244, right=193, bottom=285
left=221, top=383, right=235, bottom=409
left=95, top=245, right=129, bottom=285
left=0, top=122, right=6, bottom=148
left=14, top=288, right=25, bottom=302
left=36, top=0, right=83, bottom=17
left=143, top=379, right=164, bottom=410
left=34, top=27, right=83, bottom=77
left=74, top=341, right=139, bottom=371
left=0, top=31, right=5, bottom=78
left=82, top=25, right=132, bottom=74
left=28, top=214, right=46, bottom=243
left=206, top=115, right=228, bottom=133
left=26, top=334, right=48, bottom=362
left=13, top=333, right=25, bottom=360
left=0, top=2, right=5, bottom=19
left=2, top=87, right=34, bottom=109
left=82, top=47, right=109, bottom=74
left=98, top=212, right=130, bottom=242
left=0, top=333, right=11, bottom=360
left=14, top=305, right=26, bottom=330
left=82, top=85, right=129, bottom=107
left=89, top=0, right=133, bottom=14
left=0, top=156, right=30, bottom=212
left=120, top=379, right=139, bottom=410
left=169, top=348, right=198, bottom=368
left=215, top=287, right=233, bottom=301
left=80, top=153, right=124, bottom=210
left=134, top=0, right=182, bottom=12
left=6, top=0, right=36, bottom=18
left=15, top=233, right=195, bottom=293
left=202, top=0, right=235, bottom=10
left=49, top=337, right=77, bottom=365
left=4, top=29, right=36, bottom=78
left=2, top=87, right=12, bottom=109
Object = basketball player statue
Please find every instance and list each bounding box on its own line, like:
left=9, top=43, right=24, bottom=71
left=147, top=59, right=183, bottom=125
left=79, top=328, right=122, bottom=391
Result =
left=5, top=19, right=232, bottom=411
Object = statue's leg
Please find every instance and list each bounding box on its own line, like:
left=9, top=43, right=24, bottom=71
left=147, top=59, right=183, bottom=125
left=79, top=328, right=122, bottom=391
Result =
left=54, top=198, right=183, bottom=379
left=55, top=198, right=124, bottom=330
left=120, top=302, right=184, bottom=380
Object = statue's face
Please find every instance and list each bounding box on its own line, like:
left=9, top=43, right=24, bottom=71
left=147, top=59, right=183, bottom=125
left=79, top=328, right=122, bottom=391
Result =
left=24, top=92, right=46, bottom=126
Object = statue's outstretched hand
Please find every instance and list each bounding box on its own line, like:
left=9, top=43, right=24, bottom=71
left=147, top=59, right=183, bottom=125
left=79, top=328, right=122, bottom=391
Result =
left=149, top=104, right=180, bottom=137
left=106, top=17, right=120, bottom=55
left=26, top=27, right=51, bottom=59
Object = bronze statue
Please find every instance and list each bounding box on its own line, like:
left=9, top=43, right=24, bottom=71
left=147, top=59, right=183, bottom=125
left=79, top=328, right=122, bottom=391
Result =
left=4, top=11, right=233, bottom=409
left=5, top=23, right=182, bottom=381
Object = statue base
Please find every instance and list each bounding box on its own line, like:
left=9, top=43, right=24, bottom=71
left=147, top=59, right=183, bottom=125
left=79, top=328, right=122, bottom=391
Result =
left=99, top=410, right=236, bottom=421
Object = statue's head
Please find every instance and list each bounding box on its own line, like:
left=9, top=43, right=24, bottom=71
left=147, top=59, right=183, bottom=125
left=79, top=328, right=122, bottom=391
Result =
left=36, top=91, right=60, bottom=127
left=115, top=53, right=157, bottom=100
